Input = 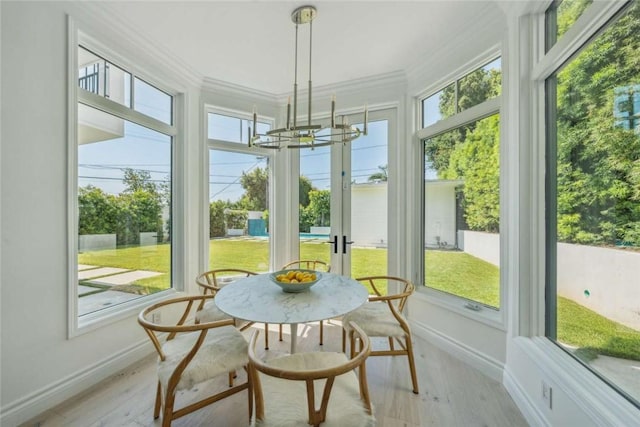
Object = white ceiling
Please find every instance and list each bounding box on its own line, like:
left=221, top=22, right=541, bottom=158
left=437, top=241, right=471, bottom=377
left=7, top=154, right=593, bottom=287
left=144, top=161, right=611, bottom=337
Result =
left=93, top=1, right=507, bottom=95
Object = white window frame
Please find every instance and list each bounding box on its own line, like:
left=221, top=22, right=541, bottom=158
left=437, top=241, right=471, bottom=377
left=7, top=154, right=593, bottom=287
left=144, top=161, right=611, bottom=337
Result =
left=413, top=48, right=506, bottom=330
left=68, top=20, right=183, bottom=337
left=203, top=105, right=276, bottom=273
left=533, top=0, right=640, bottom=415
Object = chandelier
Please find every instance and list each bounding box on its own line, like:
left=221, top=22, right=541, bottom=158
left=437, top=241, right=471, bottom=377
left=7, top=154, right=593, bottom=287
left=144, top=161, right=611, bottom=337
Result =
left=249, top=5, right=367, bottom=149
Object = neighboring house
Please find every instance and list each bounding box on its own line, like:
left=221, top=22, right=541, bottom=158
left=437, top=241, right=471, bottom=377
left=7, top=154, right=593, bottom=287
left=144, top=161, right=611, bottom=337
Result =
left=351, top=180, right=463, bottom=249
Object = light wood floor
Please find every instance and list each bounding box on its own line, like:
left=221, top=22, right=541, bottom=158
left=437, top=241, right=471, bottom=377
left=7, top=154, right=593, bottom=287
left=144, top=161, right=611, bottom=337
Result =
left=22, top=321, right=528, bottom=427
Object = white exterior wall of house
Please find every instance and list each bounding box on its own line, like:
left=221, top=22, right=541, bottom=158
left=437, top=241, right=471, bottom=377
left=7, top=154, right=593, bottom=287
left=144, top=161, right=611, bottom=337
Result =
left=424, top=180, right=461, bottom=248
left=77, top=48, right=126, bottom=145
left=351, top=183, right=387, bottom=247
left=351, top=181, right=460, bottom=249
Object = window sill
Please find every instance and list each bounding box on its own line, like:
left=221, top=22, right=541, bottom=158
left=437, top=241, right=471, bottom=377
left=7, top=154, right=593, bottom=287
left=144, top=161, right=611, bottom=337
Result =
left=70, top=288, right=179, bottom=338
left=412, top=286, right=507, bottom=332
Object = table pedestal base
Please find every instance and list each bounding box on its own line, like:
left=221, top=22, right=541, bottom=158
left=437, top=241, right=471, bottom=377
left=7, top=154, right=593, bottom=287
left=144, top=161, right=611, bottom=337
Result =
left=289, top=323, right=298, bottom=354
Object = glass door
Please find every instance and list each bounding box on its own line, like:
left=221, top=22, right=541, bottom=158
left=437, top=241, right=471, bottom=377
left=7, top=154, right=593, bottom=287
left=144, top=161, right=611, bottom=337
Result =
left=298, top=112, right=389, bottom=277
left=299, top=145, right=332, bottom=267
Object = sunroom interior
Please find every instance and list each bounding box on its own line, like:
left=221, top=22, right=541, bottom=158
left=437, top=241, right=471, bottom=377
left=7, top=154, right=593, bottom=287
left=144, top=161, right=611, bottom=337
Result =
left=1, top=1, right=639, bottom=426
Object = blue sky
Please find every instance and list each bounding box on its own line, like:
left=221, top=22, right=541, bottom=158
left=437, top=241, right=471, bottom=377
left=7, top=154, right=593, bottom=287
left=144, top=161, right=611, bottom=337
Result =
left=78, top=75, right=173, bottom=196
left=78, top=120, right=171, bottom=195
left=80, top=108, right=387, bottom=203
left=209, top=119, right=388, bottom=202
left=79, top=57, right=501, bottom=202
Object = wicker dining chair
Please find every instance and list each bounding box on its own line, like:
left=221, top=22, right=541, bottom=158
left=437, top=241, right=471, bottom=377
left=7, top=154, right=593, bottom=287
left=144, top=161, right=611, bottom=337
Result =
left=341, top=275, right=419, bottom=394
left=195, top=268, right=272, bottom=349
left=248, top=321, right=374, bottom=427
left=138, top=295, right=252, bottom=427
left=278, top=260, right=331, bottom=345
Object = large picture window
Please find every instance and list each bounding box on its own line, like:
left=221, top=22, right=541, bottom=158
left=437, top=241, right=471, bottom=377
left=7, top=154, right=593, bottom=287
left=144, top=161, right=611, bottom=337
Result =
left=545, top=0, right=640, bottom=406
left=75, top=43, right=175, bottom=320
left=207, top=111, right=272, bottom=273
left=420, top=58, right=501, bottom=311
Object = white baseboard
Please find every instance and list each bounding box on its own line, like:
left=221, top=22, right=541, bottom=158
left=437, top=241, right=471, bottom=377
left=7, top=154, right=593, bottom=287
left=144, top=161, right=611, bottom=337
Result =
left=0, top=339, right=154, bottom=426
left=411, top=320, right=504, bottom=382
left=503, top=367, right=549, bottom=427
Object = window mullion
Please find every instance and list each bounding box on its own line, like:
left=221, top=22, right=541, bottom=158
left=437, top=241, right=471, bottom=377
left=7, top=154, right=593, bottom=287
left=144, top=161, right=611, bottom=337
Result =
left=417, top=96, right=501, bottom=141
left=79, top=89, right=176, bottom=136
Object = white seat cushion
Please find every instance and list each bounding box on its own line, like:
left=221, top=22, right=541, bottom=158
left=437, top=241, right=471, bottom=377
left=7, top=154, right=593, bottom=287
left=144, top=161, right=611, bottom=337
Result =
left=158, top=326, right=248, bottom=391
left=343, top=302, right=407, bottom=337
left=195, top=300, right=233, bottom=323
left=253, top=352, right=375, bottom=427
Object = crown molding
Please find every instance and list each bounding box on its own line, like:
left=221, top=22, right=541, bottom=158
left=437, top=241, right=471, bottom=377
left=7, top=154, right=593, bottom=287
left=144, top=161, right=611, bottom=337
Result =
left=204, top=70, right=406, bottom=108
left=201, top=77, right=278, bottom=105
left=272, top=70, right=407, bottom=105
left=309, top=70, right=407, bottom=98
left=405, top=5, right=505, bottom=93
left=67, top=2, right=203, bottom=90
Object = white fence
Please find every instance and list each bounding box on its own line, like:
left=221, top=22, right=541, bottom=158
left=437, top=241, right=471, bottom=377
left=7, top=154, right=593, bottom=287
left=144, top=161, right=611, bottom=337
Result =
left=79, top=232, right=161, bottom=251
left=78, top=234, right=116, bottom=251
left=459, top=230, right=500, bottom=267
left=310, top=226, right=330, bottom=235
left=557, top=243, right=640, bottom=330
left=461, top=231, right=640, bottom=330
left=139, top=232, right=158, bottom=246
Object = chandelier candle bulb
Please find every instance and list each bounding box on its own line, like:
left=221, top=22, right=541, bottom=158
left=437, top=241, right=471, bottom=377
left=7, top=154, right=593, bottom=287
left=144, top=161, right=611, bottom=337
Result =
left=331, top=94, right=336, bottom=127
left=364, top=105, right=368, bottom=135
left=252, top=106, right=257, bottom=137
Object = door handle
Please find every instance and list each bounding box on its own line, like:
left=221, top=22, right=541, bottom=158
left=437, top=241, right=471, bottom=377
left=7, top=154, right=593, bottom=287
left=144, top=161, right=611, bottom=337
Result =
left=326, top=235, right=339, bottom=254
left=342, top=235, right=354, bottom=254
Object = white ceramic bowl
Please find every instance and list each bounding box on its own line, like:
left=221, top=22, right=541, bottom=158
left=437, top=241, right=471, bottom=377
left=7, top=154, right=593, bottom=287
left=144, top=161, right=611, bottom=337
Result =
left=269, top=269, right=322, bottom=293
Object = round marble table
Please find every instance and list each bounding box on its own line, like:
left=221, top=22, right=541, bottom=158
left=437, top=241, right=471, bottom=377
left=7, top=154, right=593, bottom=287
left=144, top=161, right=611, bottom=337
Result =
left=214, top=272, right=368, bottom=353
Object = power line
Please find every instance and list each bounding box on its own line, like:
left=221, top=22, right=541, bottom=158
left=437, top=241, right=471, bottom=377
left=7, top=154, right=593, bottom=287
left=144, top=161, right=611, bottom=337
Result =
left=210, top=159, right=262, bottom=201
left=79, top=175, right=168, bottom=183
left=79, top=164, right=169, bottom=174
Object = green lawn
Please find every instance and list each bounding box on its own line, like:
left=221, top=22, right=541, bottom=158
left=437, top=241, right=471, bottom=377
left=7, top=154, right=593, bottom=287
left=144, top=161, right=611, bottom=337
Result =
left=79, top=239, right=640, bottom=361
left=425, top=250, right=500, bottom=308
left=79, top=244, right=171, bottom=293
left=558, top=296, right=640, bottom=362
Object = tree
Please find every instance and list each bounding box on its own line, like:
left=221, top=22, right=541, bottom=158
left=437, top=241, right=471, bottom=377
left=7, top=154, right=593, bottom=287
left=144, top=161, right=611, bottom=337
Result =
left=367, top=165, right=388, bottom=182
left=78, top=185, right=117, bottom=235
left=123, top=168, right=158, bottom=194
left=426, top=66, right=501, bottom=177
left=299, top=175, right=314, bottom=207
left=553, top=2, right=640, bottom=246
left=224, top=209, right=248, bottom=230
left=425, top=64, right=502, bottom=233
left=209, top=200, right=228, bottom=237
left=304, top=190, right=331, bottom=227
left=115, top=189, right=164, bottom=245
left=443, top=115, right=500, bottom=232
left=239, top=167, right=268, bottom=211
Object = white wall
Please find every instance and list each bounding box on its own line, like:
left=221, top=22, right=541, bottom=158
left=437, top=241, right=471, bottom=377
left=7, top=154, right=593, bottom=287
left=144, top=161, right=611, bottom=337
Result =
left=558, top=243, right=640, bottom=330
left=424, top=181, right=459, bottom=248
left=463, top=230, right=501, bottom=267
left=0, top=2, right=202, bottom=425
left=351, top=183, right=388, bottom=247
left=460, top=232, right=640, bottom=329
left=404, top=0, right=510, bottom=392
